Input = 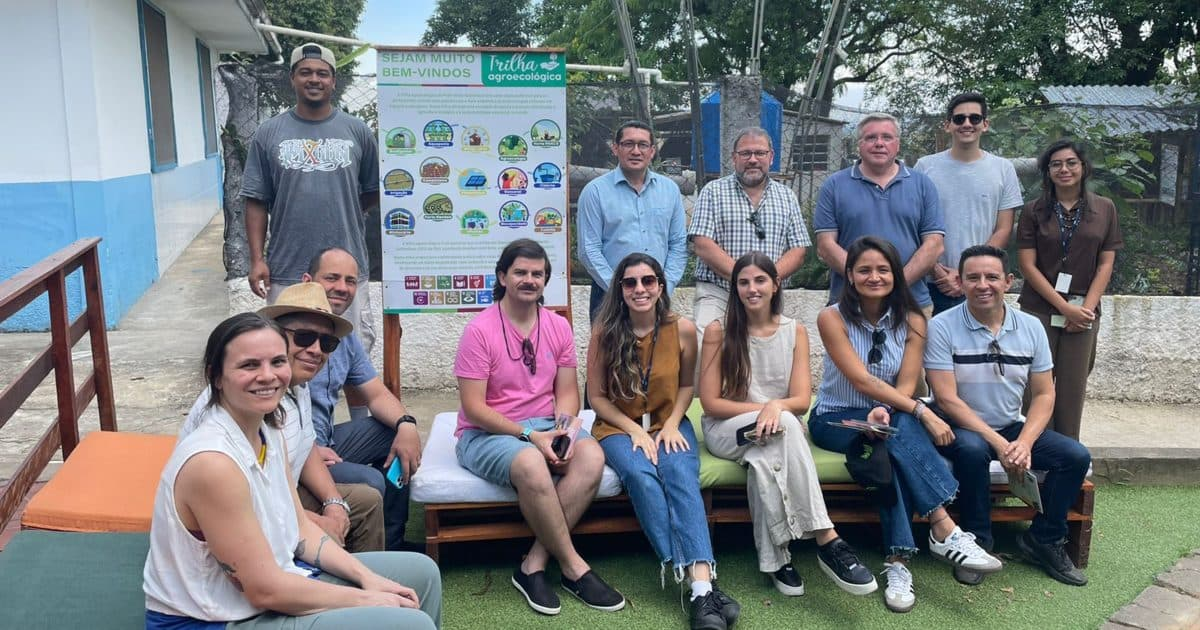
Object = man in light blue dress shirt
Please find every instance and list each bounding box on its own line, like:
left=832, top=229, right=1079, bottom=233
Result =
left=577, top=120, right=688, bottom=320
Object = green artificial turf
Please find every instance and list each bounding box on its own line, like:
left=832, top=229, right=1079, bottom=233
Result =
left=413, top=485, right=1200, bottom=629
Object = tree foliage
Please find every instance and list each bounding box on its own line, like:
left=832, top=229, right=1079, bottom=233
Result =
left=421, top=0, right=536, bottom=47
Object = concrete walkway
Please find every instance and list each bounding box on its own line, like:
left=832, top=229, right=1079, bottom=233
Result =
left=2, top=213, right=1197, bottom=484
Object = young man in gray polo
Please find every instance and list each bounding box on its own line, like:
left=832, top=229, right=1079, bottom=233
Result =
left=925, top=245, right=1091, bottom=587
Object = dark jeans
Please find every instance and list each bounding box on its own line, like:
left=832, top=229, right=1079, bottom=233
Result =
left=927, top=281, right=965, bottom=316
left=330, top=417, right=411, bottom=550
left=937, top=423, right=1090, bottom=549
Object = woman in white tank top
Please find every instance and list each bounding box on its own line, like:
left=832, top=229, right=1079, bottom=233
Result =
left=143, top=313, right=441, bottom=629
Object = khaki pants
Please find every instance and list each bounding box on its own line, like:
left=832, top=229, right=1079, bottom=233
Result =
left=299, top=483, right=386, bottom=553
left=1023, top=308, right=1099, bottom=441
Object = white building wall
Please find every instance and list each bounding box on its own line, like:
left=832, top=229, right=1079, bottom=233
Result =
left=90, top=0, right=152, bottom=181
left=2, top=2, right=71, bottom=183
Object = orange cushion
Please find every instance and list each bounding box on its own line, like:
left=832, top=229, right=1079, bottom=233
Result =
left=22, top=432, right=175, bottom=532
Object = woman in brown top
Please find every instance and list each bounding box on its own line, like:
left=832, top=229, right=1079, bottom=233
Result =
left=587, top=253, right=739, bottom=630
left=1017, top=140, right=1124, bottom=440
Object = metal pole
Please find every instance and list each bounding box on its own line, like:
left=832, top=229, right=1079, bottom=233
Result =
left=610, top=0, right=652, bottom=126
left=682, top=0, right=705, bottom=183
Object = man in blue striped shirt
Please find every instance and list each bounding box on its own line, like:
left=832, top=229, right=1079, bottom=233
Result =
left=925, top=245, right=1091, bottom=588
left=577, top=121, right=688, bottom=320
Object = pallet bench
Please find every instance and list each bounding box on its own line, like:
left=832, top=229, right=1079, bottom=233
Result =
left=413, top=408, right=1094, bottom=566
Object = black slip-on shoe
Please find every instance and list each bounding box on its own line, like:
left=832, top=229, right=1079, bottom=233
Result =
left=561, top=570, right=626, bottom=611
left=512, top=568, right=561, bottom=615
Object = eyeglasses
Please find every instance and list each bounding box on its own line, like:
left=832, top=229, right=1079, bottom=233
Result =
left=620, top=274, right=660, bottom=290
left=521, top=337, right=537, bottom=376
left=283, top=327, right=340, bottom=353
left=950, top=113, right=984, bottom=125
left=618, top=141, right=652, bottom=151
left=735, top=150, right=770, bottom=159
left=747, top=211, right=766, bottom=240
left=1048, top=158, right=1081, bottom=171
left=859, top=133, right=897, bottom=145
left=988, top=339, right=1005, bottom=376
left=867, top=329, right=887, bottom=365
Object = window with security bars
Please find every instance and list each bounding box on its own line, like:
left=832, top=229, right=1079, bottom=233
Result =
left=793, top=134, right=830, bottom=171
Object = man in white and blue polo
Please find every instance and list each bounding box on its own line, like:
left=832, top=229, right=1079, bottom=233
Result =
left=925, top=244, right=1091, bottom=587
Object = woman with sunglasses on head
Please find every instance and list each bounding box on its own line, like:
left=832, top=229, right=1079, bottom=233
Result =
left=1016, top=140, right=1123, bottom=441
left=699, top=252, right=878, bottom=602
left=808, top=236, right=1001, bottom=613
left=588, top=253, right=740, bottom=630
left=145, top=312, right=441, bottom=629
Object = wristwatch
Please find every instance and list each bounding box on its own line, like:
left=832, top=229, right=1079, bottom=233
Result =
left=321, top=497, right=350, bottom=514
left=395, top=414, right=417, bottom=430
left=517, top=426, right=534, bottom=442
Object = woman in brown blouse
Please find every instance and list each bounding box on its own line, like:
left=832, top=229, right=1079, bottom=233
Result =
left=1017, top=139, right=1124, bottom=440
left=587, top=253, right=740, bottom=629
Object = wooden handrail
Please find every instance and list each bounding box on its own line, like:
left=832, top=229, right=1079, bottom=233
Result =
left=0, top=238, right=116, bottom=533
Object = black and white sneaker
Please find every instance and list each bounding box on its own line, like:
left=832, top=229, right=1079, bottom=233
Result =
left=1017, top=531, right=1088, bottom=586
left=689, top=590, right=728, bottom=630
left=770, top=563, right=805, bottom=596
left=512, top=568, right=560, bottom=615
left=561, top=570, right=626, bottom=611
left=817, top=538, right=878, bottom=595
left=928, top=526, right=1003, bottom=573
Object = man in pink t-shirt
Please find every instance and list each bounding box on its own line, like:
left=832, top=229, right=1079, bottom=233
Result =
left=454, top=239, right=626, bottom=617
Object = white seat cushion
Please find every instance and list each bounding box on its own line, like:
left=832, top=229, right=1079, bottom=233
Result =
left=411, top=410, right=625, bottom=504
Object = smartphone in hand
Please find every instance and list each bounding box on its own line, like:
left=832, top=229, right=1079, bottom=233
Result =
left=386, top=458, right=404, bottom=489
left=551, top=413, right=582, bottom=459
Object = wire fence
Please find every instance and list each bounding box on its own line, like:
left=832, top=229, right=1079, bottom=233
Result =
left=216, top=62, right=1198, bottom=295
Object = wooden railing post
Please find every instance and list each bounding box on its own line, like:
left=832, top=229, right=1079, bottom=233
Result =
left=382, top=314, right=403, bottom=399
left=46, top=269, right=80, bottom=458
left=83, top=247, right=116, bottom=431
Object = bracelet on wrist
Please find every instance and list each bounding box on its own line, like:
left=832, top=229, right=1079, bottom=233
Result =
left=912, top=400, right=927, bottom=422
left=394, top=414, right=417, bottom=431
left=321, top=497, right=350, bottom=514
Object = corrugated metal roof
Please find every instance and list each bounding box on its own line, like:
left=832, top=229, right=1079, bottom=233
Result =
left=1039, top=85, right=1197, bottom=135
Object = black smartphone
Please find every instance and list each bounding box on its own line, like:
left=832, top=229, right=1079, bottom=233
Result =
left=735, top=420, right=758, bottom=446
left=552, top=434, right=571, bottom=459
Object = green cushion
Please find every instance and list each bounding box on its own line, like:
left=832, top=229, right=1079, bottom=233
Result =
left=0, top=531, right=148, bottom=628
left=688, top=398, right=852, bottom=487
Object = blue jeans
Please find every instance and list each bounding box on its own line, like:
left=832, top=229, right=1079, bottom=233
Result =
left=927, top=281, right=965, bottom=316
left=810, top=408, right=959, bottom=558
left=330, top=417, right=410, bottom=551
left=599, top=421, right=714, bottom=578
left=938, top=423, right=1090, bottom=548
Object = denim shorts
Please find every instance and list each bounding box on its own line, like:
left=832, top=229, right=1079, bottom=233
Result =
left=456, top=417, right=594, bottom=488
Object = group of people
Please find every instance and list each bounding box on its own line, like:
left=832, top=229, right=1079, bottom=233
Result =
left=141, top=41, right=1114, bottom=630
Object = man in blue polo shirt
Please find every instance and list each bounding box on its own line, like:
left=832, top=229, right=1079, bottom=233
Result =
left=814, top=113, right=944, bottom=310
left=577, top=120, right=687, bottom=320
left=925, top=244, right=1091, bottom=587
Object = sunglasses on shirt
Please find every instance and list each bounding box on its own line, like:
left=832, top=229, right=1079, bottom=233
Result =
left=283, top=327, right=340, bottom=353
left=867, top=329, right=887, bottom=365
left=747, top=211, right=766, bottom=240
left=521, top=337, right=537, bottom=376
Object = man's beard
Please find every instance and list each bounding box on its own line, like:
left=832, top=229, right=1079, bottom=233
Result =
left=736, top=168, right=765, bottom=188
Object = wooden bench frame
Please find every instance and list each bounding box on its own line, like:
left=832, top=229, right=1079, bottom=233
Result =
left=423, top=480, right=1095, bottom=567
left=0, top=239, right=117, bottom=534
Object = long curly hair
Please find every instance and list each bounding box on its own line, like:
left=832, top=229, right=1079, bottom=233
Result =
left=593, top=253, right=676, bottom=401
left=719, top=252, right=781, bottom=400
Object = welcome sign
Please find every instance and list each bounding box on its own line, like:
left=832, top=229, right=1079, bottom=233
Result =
left=376, top=47, right=568, bottom=313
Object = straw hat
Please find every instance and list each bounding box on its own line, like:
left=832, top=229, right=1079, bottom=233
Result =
left=258, top=282, right=353, bottom=338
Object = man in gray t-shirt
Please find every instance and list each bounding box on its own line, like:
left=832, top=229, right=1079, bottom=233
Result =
left=242, top=42, right=379, bottom=350
left=915, top=92, right=1022, bottom=315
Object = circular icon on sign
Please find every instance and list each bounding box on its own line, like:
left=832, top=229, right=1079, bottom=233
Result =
left=462, top=126, right=490, bottom=152
left=384, top=208, right=415, bottom=236
left=530, top=120, right=561, bottom=147
left=532, top=162, right=562, bottom=188
left=498, top=135, right=528, bottom=161
left=384, top=128, right=417, bottom=154
left=498, top=167, right=528, bottom=195
left=422, top=194, right=454, bottom=222
left=458, top=168, right=488, bottom=195
left=383, top=169, right=414, bottom=197
left=499, top=201, right=529, bottom=228
left=460, top=209, right=490, bottom=236
left=423, top=119, right=453, bottom=147
left=534, top=207, right=563, bottom=233
left=419, top=157, right=450, bottom=184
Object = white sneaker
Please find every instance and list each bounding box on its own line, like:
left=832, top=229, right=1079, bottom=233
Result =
left=881, top=562, right=915, bottom=613
left=928, top=526, right=1003, bottom=573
